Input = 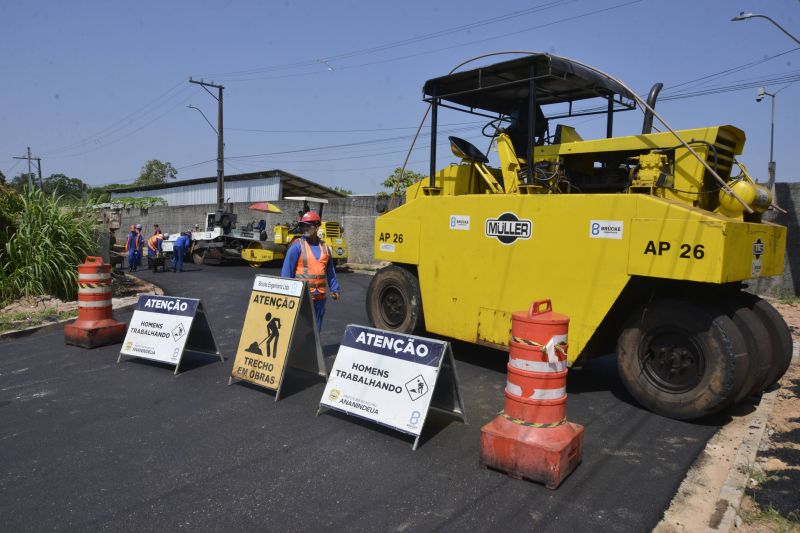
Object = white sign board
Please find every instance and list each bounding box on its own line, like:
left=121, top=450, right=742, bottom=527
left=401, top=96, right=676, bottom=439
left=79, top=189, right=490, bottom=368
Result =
left=118, top=295, right=221, bottom=374
left=320, top=325, right=466, bottom=449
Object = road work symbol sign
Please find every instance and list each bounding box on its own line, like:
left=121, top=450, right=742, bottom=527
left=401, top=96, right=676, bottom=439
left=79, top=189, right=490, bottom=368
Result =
left=318, top=325, right=467, bottom=450
left=230, top=275, right=326, bottom=401
left=118, top=295, right=222, bottom=375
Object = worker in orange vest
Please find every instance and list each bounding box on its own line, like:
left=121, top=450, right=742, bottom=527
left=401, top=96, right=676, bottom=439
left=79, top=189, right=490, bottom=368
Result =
left=147, top=233, right=166, bottom=272
left=280, top=211, right=340, bottom=332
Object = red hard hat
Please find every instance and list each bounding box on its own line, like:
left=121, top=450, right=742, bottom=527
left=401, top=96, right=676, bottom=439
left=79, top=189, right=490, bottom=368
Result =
left=300, top=211, right=321, bottom=224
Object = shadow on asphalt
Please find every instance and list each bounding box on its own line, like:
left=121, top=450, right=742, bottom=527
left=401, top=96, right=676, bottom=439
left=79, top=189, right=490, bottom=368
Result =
left=316, top=402, right=462, bottom=449
left=118, top=350, right=224, bottom=374
left=227, top=367, right=326, bottom=401
left=448, top=338, right=760, bottom=426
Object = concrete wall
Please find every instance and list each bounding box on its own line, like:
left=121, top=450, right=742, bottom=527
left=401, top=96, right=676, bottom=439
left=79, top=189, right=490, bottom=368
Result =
left=748, top=182, right=800, bottom=297
left=108, top=195, right=382, bottom=265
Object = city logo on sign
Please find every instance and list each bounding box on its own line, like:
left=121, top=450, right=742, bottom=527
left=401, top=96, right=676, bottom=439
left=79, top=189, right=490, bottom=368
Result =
left=485, top=212, right=532, bottom=244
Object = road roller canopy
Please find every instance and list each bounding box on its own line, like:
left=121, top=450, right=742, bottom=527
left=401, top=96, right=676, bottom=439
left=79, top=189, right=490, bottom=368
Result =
left=422, top=53, right=637, bottom=118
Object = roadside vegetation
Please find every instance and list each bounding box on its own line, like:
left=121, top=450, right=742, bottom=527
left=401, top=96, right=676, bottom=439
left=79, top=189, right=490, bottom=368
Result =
left=0, top=308, right=78, bottom=334
left=0, top=186, right=99, bottom=306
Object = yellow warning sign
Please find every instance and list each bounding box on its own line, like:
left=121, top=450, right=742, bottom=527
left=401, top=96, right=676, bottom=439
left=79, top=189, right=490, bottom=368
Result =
left=231, top=276, right=305, bottom=390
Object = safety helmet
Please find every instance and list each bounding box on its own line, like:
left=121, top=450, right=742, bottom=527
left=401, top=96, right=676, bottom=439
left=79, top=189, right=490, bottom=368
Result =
left=136, top=224, right=142, bottom=229
left=300, top=211, right=321, bottom=224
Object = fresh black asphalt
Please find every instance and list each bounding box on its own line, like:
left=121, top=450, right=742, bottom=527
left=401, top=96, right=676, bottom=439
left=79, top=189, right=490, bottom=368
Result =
left=0, top=262, right=733, bottom=531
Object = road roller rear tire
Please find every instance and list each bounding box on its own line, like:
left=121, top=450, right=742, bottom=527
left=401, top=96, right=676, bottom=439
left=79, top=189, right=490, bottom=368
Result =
left=617, top=298, right=746, bottom=420
left=718, top=298, right=773, bottom=401
left=366, top=265, right=424, bottom=335
left=741, top=294, right=793, bottom=390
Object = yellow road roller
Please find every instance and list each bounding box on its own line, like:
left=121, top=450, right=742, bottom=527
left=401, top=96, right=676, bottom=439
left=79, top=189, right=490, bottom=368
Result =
left=366, top=53, right=791, bottom=420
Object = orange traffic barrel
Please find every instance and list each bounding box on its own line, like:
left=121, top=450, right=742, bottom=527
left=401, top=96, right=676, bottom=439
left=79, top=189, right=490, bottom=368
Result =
left=511, top=299, right=569, bottom=364
left=480, top=299, right=584, bottom=489
left=64, top=256, right=126, bottom=349
left=504, top=365, right=567, bottom=424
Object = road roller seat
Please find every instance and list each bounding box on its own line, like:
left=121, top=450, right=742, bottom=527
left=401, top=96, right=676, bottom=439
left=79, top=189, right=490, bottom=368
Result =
left=449, top=136, right=489, bottom=164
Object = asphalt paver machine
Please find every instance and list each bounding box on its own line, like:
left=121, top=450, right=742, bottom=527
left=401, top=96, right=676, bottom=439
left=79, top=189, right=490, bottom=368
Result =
left=366, top=53, right=791, bottom=420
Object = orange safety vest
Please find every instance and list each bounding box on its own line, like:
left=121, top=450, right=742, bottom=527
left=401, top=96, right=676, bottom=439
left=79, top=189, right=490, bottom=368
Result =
left=295, top=239, right=330, bottom=300
left=147, top=234, right=162, bottom=253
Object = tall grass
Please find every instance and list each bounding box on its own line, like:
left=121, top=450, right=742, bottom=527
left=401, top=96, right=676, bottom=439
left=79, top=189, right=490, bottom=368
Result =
left=0, top=188, right=98, bottom=304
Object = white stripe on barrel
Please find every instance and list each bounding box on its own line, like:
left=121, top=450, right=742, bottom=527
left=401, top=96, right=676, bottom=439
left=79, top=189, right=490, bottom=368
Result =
left=78, top=287, right=112, bottom=295
left=78, top=272, right=111, bottom=281
left=505, top=382, right=567, bottom=400
left=78, top=299, right=113, bottom=308
left=509, top=357, right=568, bottom=373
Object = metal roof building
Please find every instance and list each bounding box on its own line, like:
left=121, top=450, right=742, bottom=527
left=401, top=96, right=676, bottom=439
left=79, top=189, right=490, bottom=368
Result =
left=110, top=170, right=346, bottom=206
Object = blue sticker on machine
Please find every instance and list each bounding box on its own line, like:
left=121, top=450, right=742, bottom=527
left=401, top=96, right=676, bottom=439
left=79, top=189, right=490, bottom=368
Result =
left=340, top=325, right=445, bottom=367
left=135, top=295, right=198, bottom=317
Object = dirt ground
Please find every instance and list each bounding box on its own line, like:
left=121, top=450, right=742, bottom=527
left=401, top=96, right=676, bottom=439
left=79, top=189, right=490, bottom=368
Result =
left=737, top=302, right=800, bottom=532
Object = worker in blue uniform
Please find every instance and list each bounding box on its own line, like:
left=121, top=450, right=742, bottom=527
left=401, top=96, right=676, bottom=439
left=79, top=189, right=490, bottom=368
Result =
left=172, top=232, right=190, bottom=272
left=125, top=225, right=138, bottom=272
left=280, top=211, right=340, bottom=332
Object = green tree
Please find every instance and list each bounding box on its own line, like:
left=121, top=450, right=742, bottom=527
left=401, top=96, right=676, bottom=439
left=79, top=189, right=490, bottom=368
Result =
left=42, top=173, right=85, bottom=201
left=10, top=173, right=37, bottom=192
left=0, top=170, right=6, bottom=185
left=381, top=167, right=425, bottom=196
left=87, top=183, right=127, bottom=203
left=135, top=159, right=177, bottom=186
left=333, top=186, right=353, bottom=196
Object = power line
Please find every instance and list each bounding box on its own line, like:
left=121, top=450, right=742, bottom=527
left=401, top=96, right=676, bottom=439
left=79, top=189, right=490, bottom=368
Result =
left=662, top=47, right=800, bottom=94
left=199, top=1, right=572, bottom=80
left=217, top=0, right=640, bottom=83
left=41, top=81, right=188, bottom=157
left=226, top=120, right=484, bottom=134
left=47, top=88, right=199, bottom=160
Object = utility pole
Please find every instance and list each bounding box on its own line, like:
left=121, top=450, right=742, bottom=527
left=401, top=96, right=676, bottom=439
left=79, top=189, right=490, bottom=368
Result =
left=189, top=78, right=225, bottom=211
left=35, top=158, right=43, bottom=189
left=12, top=147, right=35, bottom=189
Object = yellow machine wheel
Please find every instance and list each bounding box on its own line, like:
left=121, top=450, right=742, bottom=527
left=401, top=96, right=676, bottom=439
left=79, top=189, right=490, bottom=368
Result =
left=617, top=298, right=746, bottom=419
left=366, top=265, right=425, bottom=334
left=245, top=242, right=264, bottom=268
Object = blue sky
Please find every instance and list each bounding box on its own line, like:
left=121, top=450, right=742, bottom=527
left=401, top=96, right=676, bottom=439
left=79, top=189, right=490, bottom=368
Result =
left=1, top=0, right=798, bottom=194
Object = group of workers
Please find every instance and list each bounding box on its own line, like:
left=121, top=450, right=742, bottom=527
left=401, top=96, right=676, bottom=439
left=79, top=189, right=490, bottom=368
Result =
left=124, top=223, right=192, bottom=273
left=119, top=210, right=339, bottom=332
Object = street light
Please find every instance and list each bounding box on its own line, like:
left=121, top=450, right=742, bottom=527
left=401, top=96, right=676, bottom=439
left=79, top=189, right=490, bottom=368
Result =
left=732, top=12, right=800, bottom=191
left=731, top=12, right=800, bottom=45
left=755, top=87, right=776, bottom=190
left=187, top=104, right=217, bottom=134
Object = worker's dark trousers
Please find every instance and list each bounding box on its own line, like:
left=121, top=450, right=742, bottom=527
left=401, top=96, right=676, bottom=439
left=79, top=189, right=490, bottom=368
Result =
left=173, top=246, right=184, bottom=272
left=313, top=298, right=326, bottom=332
